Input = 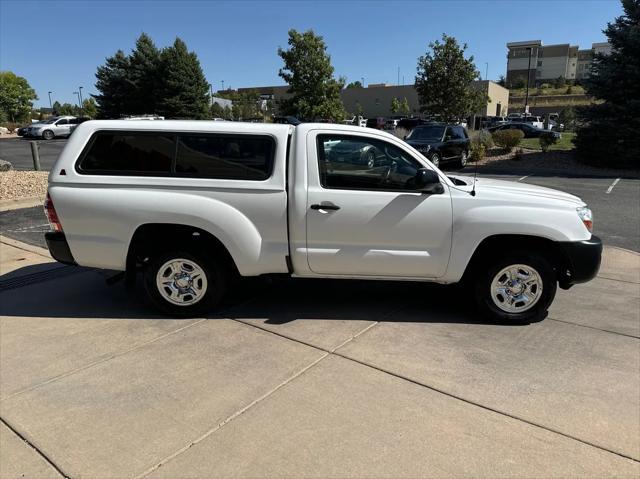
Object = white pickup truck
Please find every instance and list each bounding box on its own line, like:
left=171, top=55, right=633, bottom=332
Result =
left=44, top=121, right=601, bottom=323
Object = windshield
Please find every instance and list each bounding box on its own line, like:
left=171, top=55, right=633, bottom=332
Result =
left=407, top=125, right=445, bottom=140
left=43, top=118, right=59, bottom=124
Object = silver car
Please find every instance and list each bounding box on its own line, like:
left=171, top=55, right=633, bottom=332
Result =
left=27, top=116, right=78, bottom=140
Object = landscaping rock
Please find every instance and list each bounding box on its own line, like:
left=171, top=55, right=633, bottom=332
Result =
left=0, top=127, right=9, bottom=135
left=0, top=159, right=12, bottom=171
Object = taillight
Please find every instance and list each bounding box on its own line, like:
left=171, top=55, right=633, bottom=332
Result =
left=44, top=192, right=63, bottom=232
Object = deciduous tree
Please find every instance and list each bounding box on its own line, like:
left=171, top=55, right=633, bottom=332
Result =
left=415, top=35, right=487, bottom=122
left=0, top=71, right=38, bottom=122
left=278, top=29, right=345, bottom=121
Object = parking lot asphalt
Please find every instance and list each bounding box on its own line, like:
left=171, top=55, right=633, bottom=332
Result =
left=0, top=238, right=638, bottom=478
left=0, top=138, right=66, bottom=171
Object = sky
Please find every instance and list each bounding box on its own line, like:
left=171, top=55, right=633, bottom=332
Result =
left=0, top=0, right=622, bottom=108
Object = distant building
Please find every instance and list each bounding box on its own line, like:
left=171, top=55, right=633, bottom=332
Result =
left=211, top=96, right=232, bottom=109
left=236, top=81, right=508, bottom=119
left=506, top=40, right=612, bottom=86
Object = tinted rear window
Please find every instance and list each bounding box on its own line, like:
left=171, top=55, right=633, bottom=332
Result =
left=175, top=134, right=273, bottom=180
left=78, top=133, right=174, bottom=174
left=77, top=131, right=274, bottom=180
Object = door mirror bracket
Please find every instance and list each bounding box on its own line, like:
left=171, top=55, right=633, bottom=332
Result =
left=413, top=168, right=444, bottom=194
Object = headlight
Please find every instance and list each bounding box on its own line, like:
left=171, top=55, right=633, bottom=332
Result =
left=577, top=206, right=593, bottom=232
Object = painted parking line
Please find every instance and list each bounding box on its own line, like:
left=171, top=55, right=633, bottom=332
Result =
left=518, top=175, right=531, bottom=182
left=606, top=178, right=621, bottom=194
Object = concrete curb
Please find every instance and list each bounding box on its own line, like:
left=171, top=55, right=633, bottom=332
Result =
left=0, top=196, right=44, bottom=212
left=0, top=235, right=51, bottom=259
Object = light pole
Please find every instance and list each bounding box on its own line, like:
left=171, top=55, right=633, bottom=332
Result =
left=78, top=87, right=84, bottom=117
left=361, top=77, right=365, bottom=87
left=73, top=91, right=81, bottom=113
left=48, top=91, right=53, bottom=111
left=485, top=63, right=489, bottom=81
left=221, top=80, right=224, bottom=92
left=524, top=47, right=533, bottom=115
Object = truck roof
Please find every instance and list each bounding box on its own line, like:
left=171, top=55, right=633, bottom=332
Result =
left=72, top=120, right=392, bottom=137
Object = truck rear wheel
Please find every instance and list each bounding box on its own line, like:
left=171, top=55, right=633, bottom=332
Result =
left=473, top=252, right=557, bottom=323
left=143, top=250, right=227, bottom=317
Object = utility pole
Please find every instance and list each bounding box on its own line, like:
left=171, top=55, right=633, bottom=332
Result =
left=485, top=63, right=489, bottom=81
left=524, top=47, right=533, bottom=115
left=397, top=67, right=400, bottom=86
left=73, top=91, right=81, bottom=112
left=221, top=80, right=225, bottom=92
left=48, top=91, right=53, bottom=111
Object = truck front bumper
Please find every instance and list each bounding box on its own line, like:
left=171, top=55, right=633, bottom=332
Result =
left=45, top=232, right=76, bottom=265
left=558, top=235, right=602, bottom=289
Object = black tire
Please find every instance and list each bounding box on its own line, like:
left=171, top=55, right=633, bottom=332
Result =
left=458, top=150, right=468, bottom=168
left=143, top=250, right=228, bottom=317
left=42, top=130, right=54, bottom=140
left=429, top=152, right=441, bottom=168
left=473, top=251, right=557, bottom=324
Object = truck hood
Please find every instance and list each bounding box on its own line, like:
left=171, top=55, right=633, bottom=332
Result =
left=448, top=175, right=585, bottom=206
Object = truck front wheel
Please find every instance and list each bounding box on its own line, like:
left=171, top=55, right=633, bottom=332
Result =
left=474, top=252, right=557, bottom=323
left=143, top=250, right=227, bottom=317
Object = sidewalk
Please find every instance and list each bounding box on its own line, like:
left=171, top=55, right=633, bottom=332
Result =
left=1, top=238, right=638, bottom=478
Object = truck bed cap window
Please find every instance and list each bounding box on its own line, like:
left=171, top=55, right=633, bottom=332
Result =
left=77, top=131, right=275, bottom=180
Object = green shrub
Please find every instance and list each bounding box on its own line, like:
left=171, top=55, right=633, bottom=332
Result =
left=476, top=129, right=494, bottom=149
left=469, top=142, right=486, bottom=162
left=539, top=132, right=559, bottom=152
left=492, top=129, right=525, bottom=151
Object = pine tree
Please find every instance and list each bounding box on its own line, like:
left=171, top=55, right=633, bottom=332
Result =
left=93, top=50, right=132, bottom=118
left=575, top=0, right=639, bottom=168
left=277, top=29, right=345, bottom=121
left=157, top=38, right=210, bottom=119
left=128, top=33, right=161, bottom=115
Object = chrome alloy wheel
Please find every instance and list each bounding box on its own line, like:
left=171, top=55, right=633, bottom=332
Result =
left=156, top=258, right=208, bottom=306
left=490, top=264, right=543, bottom=313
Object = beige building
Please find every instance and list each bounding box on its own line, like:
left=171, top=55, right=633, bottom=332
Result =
left=238, top=81, right=508, bottom=119
left=506, top=40, right=612, bottom=86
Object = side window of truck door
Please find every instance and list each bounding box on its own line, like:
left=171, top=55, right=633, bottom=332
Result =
left=317, top=135, right=424, bottom=192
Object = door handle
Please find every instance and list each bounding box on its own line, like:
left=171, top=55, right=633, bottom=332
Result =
left=311, top=203, right=340, bottom=211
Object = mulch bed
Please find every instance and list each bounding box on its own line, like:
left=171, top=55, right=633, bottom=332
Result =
left=464, top=148, right=640, bottom=178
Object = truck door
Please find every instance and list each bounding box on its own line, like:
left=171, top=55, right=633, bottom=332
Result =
left=305, top=131, right=453, bottom=278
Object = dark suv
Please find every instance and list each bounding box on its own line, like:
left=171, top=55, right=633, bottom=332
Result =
left=404, top=123, right=470, bottom=168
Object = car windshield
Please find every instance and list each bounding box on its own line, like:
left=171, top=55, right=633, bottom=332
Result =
left=43, top=118, right=59, bottom=124
left=407, top=125, right=445, bottom=140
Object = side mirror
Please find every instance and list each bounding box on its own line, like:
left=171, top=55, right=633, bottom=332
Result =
left=403, top=135, right=407, bottom=140
left=414, top=168, right=444, bottom=194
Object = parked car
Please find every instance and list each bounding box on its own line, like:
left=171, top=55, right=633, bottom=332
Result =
left=273, top=116, right=301, bottom=125
left=404, top=123, right=470, bottom=168
left=384, top=119, right=399, bottom=130
left=396, top=118, right=428, bottom=131
left=17, top=124, right=35, bottom=137
left=521, top=116, right=544, bottom=129
left=366, top=117, right=385, bottom=129
left=490, top=122, right=561, bottom=139
left=548, top=119, right=565, bottom=131
left=44, top=120, right=601, bottom=324
left=343, top=116, right=367, bottom=127
left=25, top=116, right=80, bottom=139
left=507, top=113, right=523, bottom=121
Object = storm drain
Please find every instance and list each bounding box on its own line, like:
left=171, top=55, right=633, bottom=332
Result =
left=0, top=266, right=87, bottom=292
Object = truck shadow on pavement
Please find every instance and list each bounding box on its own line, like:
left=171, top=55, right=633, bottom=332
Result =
left=0, top=264, right=536, bottom=326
